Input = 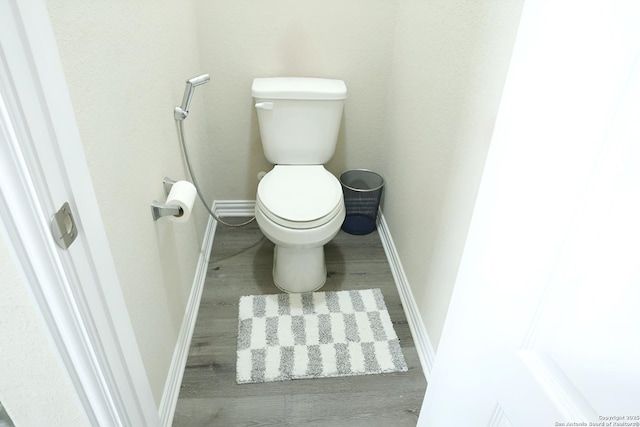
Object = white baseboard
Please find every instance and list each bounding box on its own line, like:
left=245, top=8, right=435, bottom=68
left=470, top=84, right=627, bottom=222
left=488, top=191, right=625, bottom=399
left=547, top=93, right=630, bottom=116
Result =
left=376, top=212, right=435, bottom=380
left=158, top=213, right=218, bottom=427
left=157, top=200, right=253, bottom=425
left=212, top=200, right=256, bottom=217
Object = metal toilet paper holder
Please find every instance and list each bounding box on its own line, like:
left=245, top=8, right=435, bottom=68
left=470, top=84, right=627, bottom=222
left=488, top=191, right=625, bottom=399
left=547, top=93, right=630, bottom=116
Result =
left=151, top=177, right=184, bottom=221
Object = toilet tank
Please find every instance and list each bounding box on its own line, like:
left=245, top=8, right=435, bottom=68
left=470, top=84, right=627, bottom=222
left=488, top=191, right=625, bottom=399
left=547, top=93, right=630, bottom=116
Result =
left=252, top=77, right=347, bottom=165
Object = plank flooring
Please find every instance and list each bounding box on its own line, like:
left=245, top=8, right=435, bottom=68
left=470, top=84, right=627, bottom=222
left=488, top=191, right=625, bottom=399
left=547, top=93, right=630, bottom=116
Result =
left=0, top=401, right=15, bottom=427
left=173, top=220, right=427, bottom=426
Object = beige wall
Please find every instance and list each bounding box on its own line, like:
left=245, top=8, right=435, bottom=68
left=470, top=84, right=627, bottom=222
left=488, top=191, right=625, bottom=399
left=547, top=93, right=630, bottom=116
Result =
left=382, top=0, right=524, bottom=348
left=193, top=0, right=399, bottom=197
left=193, top=0, right=523, bottom=349
left=46, top=1, right=207, bottom=404
left=0, top=236, right=85, bottom=426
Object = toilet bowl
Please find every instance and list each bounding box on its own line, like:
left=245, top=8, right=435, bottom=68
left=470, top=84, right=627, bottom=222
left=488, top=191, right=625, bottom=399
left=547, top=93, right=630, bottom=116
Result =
left=255, top=165, right=345, bottom=293
left=252, top=77, right=347, bottom=293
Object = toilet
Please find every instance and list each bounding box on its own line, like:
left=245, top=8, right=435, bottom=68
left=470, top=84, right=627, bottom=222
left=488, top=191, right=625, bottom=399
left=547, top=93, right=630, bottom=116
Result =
left=252, top=77, right=347, bottom=293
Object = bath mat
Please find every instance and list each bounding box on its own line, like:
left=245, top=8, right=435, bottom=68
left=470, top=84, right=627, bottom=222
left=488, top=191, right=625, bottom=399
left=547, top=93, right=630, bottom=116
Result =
left=236, top=288, right=408, bottom=384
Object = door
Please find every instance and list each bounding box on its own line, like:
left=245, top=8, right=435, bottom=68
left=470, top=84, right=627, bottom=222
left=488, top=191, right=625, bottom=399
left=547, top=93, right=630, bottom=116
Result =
left=419, top=1, right=640, bottom=425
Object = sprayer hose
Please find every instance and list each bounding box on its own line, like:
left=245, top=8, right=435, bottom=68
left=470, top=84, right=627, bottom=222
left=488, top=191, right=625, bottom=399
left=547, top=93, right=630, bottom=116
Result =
left=177, top=120, right=255, bottom=227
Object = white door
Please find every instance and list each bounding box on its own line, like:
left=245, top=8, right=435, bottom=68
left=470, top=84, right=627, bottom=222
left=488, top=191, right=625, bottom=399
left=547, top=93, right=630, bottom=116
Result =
left=419, top=1, right=640, bottom=425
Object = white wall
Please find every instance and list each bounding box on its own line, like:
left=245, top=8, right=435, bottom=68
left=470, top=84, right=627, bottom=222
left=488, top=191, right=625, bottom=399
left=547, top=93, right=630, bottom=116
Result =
left=0, top=236, right=85, bottom=426
left=382, top=0, right=524, bottom=349
left=46, top=1, right=207, bottom=404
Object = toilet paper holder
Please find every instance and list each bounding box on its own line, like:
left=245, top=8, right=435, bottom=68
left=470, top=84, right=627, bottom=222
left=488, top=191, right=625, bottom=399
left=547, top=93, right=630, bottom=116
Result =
left=151, top=177, right=184, bottom=221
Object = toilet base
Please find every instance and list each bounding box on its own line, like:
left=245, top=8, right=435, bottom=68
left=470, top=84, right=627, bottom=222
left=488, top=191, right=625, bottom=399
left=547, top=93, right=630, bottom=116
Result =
left=272, top=245, right=326, bottom=293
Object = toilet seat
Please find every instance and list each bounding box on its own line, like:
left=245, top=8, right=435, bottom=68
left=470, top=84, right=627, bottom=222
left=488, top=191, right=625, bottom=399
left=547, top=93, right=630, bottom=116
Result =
left=257, top=165, right=343, bottom=229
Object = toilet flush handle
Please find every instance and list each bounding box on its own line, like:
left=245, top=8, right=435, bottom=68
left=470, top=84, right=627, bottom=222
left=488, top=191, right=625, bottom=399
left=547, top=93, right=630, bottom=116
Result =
left=255, top=102, right=274, bottom=110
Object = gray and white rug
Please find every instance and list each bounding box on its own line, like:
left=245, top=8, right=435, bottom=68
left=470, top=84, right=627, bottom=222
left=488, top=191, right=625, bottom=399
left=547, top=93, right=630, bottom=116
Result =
left=236, top=288, right=408, bottom=384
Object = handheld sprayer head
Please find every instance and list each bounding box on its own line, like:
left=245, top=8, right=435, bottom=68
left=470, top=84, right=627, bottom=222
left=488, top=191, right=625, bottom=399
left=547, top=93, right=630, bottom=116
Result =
left=187, top=74, right=210, bottom=87
left=174, top=74, right=210, bottom=121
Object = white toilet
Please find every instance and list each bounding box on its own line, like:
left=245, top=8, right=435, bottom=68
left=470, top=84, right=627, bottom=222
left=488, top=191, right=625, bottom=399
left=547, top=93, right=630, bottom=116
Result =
left=252, top=77, right=347, bottom=293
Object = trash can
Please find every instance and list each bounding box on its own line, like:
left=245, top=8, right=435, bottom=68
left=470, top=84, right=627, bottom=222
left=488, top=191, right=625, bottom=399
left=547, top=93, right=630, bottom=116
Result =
left=339, top=169, right=384, bottom=235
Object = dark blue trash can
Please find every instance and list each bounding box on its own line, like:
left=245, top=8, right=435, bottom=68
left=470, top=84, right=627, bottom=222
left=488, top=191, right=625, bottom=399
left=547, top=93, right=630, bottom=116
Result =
left=340, top=169, right=384, bottom=235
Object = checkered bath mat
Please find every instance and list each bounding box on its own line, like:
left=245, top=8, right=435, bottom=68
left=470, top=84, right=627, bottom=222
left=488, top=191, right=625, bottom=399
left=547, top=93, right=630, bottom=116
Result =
left=236, top=288, right=408, bottom=384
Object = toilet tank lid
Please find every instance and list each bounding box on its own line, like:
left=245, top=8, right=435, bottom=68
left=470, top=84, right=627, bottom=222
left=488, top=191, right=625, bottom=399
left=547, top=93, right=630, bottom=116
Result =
left=252, top=77, right=347, bottom=100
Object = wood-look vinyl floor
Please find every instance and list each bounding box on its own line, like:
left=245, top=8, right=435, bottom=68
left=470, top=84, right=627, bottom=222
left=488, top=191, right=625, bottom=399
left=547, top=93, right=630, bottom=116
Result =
left=173, top=220, right=427, bottom=427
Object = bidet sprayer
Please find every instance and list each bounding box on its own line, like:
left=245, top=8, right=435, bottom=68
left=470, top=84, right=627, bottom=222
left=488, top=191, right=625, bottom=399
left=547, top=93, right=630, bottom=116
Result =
left=174, top=74, right=210, bottom=121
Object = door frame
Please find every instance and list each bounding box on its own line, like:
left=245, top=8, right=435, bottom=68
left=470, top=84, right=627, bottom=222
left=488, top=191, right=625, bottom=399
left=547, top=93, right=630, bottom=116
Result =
left=0, top=1, right=159, bottom=425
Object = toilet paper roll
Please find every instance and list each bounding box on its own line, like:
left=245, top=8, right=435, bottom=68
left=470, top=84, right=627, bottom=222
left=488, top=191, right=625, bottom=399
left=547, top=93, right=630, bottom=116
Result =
left=166, top=180, right=197, bottom=223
